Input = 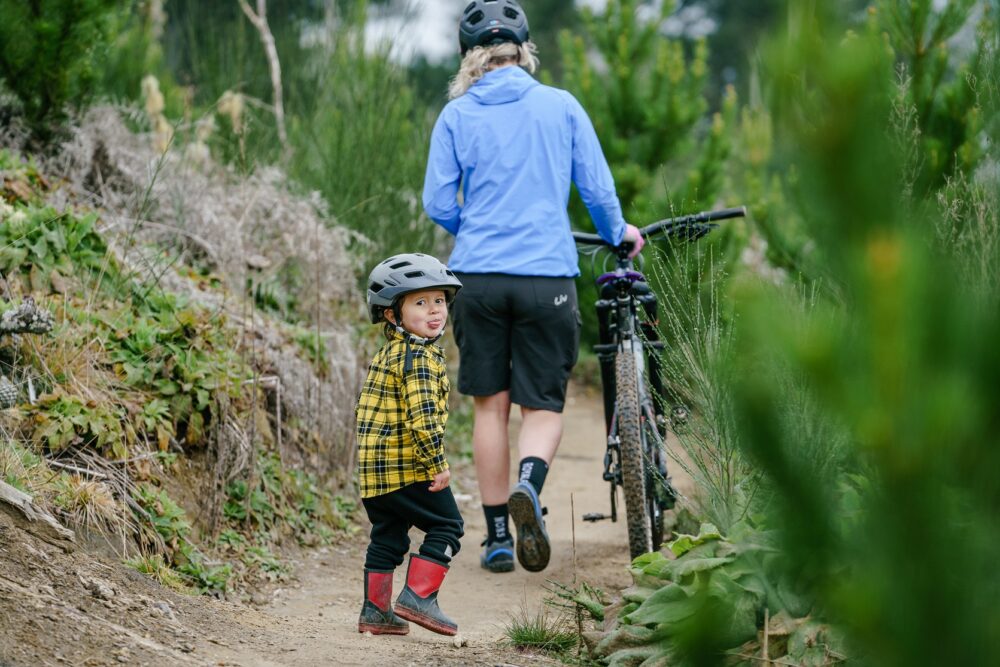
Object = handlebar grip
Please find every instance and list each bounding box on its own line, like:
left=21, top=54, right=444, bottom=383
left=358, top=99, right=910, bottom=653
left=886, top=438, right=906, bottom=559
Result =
left=704, top=206, right=747, bottom=222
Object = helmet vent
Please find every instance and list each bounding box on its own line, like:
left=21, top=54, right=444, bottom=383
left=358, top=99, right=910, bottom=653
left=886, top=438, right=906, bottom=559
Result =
left=371, top=281, right=384, bottom=293
left=467, top=10, right=484, bottom=25
left=404, top=271, right=425, bottom=278
left=464, top=2, right=475, bottom=14
left=389, top=261, right=411, bottom=269
left=503, top=7, right=518, bottom=19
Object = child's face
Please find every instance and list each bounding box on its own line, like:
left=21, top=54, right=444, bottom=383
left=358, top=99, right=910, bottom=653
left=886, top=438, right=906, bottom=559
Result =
left=386, top=289, right=449, bottom=339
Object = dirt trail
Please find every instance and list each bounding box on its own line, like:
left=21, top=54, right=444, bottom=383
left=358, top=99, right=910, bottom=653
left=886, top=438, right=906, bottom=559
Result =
left=205, top=383, right=696, bottom=666
left=0, top=384, right=694, bottom=666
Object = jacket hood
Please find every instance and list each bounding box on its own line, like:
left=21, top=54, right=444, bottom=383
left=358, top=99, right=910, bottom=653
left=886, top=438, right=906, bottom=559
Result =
left=466, top=66, right=538, bottom=105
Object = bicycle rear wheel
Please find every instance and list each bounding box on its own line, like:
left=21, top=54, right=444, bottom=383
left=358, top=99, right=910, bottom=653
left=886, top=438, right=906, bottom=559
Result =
left=614, top=349, right=653, bottom=560
left=642, top=411, right=674, bottom=552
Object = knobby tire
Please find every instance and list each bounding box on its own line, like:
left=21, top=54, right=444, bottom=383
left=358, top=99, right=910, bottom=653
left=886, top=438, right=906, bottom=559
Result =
left=615, top=349, right=652, bottom=560
left=643, top=415, right=666, bottom=552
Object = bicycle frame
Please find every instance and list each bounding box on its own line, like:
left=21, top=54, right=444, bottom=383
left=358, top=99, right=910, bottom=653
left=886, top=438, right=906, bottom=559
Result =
left=589, top=253, right=673, bottom=531
left=594, top=267, right=666, bottom=435
left=574, top=207, right=747, bottom=556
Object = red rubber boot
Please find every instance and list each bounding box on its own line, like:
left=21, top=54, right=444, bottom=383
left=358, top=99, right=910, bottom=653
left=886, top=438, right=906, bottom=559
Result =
left=393, top=554, right=458, bottom=636
left=358, top=569, right=409, bottom=635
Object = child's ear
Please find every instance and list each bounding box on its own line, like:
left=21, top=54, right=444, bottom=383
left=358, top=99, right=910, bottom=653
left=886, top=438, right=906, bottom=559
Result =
left=384, top=308, right=396, bottom=325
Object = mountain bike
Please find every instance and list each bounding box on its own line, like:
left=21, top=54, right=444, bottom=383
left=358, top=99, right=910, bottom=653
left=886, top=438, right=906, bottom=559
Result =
left=573, top=207, right=747, bottom=559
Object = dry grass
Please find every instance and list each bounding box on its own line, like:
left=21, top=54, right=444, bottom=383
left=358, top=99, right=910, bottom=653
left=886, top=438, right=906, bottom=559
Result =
left=52, top=473, right=120, bottom=534
left=46, top=106, right=363, bottom=326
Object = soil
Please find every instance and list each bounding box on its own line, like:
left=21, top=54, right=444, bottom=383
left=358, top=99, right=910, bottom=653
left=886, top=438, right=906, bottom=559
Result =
left=0, top=384, right=695, bottom=666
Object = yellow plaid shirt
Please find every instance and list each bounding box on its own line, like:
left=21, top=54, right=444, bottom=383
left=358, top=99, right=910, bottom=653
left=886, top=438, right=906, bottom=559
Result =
left=356, top=331, right=450, bottom=498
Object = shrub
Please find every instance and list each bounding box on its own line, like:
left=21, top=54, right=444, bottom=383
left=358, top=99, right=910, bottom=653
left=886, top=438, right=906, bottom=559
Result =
left=0, top=0, right=124, bottom=141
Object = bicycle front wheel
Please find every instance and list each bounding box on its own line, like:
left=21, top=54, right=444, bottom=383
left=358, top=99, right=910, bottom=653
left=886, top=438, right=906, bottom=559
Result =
left=615, top=348, right=653, bottom=560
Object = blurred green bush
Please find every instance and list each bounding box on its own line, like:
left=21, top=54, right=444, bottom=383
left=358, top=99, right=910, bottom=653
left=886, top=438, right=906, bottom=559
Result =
left=0, top=0, right=123, bottom=141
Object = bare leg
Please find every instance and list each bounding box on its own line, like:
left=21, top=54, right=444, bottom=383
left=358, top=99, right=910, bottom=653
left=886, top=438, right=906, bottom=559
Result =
left=473, top=391, right=512, bottom=505
left=516, top=407, right=562, bottom=466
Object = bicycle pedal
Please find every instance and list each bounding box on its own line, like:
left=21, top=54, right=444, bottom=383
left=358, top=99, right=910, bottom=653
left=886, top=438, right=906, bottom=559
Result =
left=582, top=513, right=610, bottom=522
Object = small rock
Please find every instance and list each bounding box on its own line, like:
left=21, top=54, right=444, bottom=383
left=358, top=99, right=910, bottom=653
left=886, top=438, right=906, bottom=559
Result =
left=246, top=254, right=272, bottom=270
left=452, top=635, right=468, bottom=648
left=250, top=592, right=270, bottom=606
left=152, top=601, right=176, bottom=620
left=364, top=631, right=373, bottom=637
left=79, top=575, right=115, bottom=600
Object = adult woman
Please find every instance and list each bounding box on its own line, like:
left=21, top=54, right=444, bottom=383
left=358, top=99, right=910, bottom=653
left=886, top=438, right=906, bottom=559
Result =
left=422, top=0, right=642, bottom=573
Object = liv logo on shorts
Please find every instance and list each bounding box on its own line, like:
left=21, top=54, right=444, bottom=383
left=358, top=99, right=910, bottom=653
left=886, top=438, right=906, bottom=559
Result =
left=553, top=294, right=568, bottom=307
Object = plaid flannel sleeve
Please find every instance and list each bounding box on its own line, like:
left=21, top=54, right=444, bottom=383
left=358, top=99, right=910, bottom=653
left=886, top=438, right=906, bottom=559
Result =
left=400, top=350, right=448, bottom=476
left=355, top=351, right=410, bottom=497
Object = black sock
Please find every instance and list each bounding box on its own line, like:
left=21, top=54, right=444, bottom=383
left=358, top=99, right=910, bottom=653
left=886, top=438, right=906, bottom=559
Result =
left=483, top=503, right=509, bottom=543
left=518, top=457, right=549, bottom=495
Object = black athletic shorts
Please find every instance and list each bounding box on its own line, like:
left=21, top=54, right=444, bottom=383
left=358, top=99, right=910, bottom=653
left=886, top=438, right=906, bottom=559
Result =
left=451, top=272, right=580, bottom=412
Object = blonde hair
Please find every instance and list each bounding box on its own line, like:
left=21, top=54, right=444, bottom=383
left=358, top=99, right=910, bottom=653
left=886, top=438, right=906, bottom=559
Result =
left=448, top=41, right=539, bottom=100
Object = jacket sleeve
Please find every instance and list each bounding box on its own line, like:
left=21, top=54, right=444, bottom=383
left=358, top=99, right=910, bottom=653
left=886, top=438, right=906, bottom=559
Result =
left=400, top=350, right=449, bottom=475
left=422, top=111, right=462, bottom=235
left=568, top=95, right=626, bottom=245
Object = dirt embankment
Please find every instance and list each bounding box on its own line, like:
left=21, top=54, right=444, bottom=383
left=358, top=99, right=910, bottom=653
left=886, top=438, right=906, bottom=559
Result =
left=1, top=384, right=694, bottom=666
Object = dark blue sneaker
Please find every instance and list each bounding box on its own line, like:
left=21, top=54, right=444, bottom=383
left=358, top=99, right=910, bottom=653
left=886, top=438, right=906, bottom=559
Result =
left=480, top=537, right=515, bottom=573
left=508, top=481, right=550, bottom=572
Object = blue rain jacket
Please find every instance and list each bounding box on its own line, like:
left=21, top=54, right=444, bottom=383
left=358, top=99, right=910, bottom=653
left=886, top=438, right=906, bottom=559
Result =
left=422, top=66, right=626, bottom=277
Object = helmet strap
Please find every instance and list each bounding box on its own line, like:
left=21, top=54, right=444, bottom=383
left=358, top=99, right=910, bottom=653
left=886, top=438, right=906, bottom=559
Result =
left=388, top=301, right=446, bottom=373
left=394, top=323, right=444, bottom=347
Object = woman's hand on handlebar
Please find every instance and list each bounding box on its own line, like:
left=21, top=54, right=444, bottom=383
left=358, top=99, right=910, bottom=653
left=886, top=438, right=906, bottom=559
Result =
left=623, top=223, right=645, bottom=259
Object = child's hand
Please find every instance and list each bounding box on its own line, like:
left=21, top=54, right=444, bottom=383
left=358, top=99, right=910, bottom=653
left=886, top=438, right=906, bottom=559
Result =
left=428, top=469, right=451, bottom=492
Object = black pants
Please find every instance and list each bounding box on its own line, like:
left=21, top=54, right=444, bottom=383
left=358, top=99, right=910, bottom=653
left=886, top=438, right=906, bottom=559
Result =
left=362, top=482, right=464, bottom=571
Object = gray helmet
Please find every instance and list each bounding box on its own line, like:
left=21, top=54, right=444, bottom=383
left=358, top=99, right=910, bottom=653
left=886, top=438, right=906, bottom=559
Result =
left=459, top=0, right=530, bottom=55
left=366, top=253, right=462, bottom=324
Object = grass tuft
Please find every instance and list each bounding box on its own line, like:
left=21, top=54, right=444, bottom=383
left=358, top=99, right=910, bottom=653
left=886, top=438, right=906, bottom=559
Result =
left=503, top=603, right=578, bottom=655
left=125, top=553, right=192, bottom=593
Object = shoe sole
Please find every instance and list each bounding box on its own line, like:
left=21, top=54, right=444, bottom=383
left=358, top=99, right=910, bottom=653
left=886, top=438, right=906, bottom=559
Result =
left=393, top=604, right=458, bottom=636
left=508, top=488, right=550, bottom=572
left=358, top=622, right=409, bottom=635
left=480, top=558, right=515, bottom=573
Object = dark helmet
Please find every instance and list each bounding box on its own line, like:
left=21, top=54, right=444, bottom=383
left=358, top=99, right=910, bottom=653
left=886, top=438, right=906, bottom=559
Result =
left=459, top=0, right=530, bottom=55
left=366, top=253, right=463, bottom=324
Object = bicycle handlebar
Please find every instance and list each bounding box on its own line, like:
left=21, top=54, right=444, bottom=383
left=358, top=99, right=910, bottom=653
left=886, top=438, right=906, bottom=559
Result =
left=571, top=206, right=747, bottom=246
